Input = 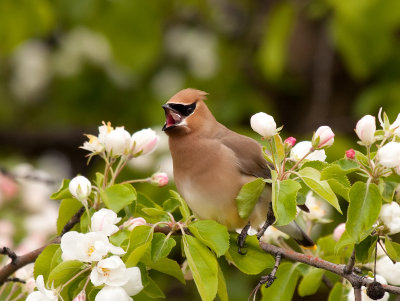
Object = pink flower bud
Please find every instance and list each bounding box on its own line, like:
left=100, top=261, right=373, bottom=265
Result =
left=312, top=126, right=335, bottom=148
left=345, top=149, right=355, bottom=160
left=284, top=137, right=296, bottom=147
left=73, top=290, right=86, bottom=301
left=150, top=172, right=169, bottom=187
left=131, top=129, right=160, bottom=157
left=123, top=217, right=147, bottom=231
left=333, top=223, right=346, bottom=241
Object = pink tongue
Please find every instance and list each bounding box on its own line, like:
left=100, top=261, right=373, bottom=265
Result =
left=167, top=113, right=175, bottom=126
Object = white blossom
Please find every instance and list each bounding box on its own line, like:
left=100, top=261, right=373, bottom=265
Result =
left=312, top=126, right=335, bottom=148
left=303, top=191, right=331, bottom=221
left=90, top=256, right=128, bottom=287
left=69, top=176, right=92, bottom=206
left=355, top=115, right=376, bottom=145
left=131, top=129, right=160, bottom=156
left=104, top=127, right=132, bottom=156
left=259, top=226, right=289, bottom=244
left=26, top=275, right=57, bottom=301
left=333, top=223, right=346, bottom=241
left=91, top=208, right=121, bottom=236
left=95, top=286, right=132, bottom=301
left=61, top=231, right=124, bottom=262
left=123, top=217, right=147, bottom=231
left=250, top=112, right=277, bottom=139
left=389, top=113, right=400, bottom=137
left=380, top=202, right=400, bottom=234
left=81, top=135, right=104, bottom=153
left=376, top=255, right=400, bottom=286
left=377, top=142, right=400, bottom=169
left=121, top=267, right=144, bottom=296
left=290, top=141, right=326, bottom=162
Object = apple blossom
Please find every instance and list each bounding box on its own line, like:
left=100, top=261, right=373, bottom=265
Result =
left=150, top=172, right=169, bottom=187
left=90, top=256, right=128, bottom=287
left=379, top=202, right=400, bottom=234
left=97, top=122, right=113, bottom=145
left=259, top=226, right=289, bottom=244
left=345, top=149, right=355, bottom=160
left=104, top=127, right=132, bottom=156
left=91, top=208, right=121, bottom=236
left=303, top=191, right=331, bottom=222
left=290, top=141, right=326, bottom=162
left=389, top=113, right=400, bottom=137
left=377, top=142, right=400, bottom=168
left=121, top=267, right=144, bottom=296
left=61, top=231, right=124, bottom=262
left=347, top=275, right=389, bottom=301
left=69, top=175, right=92, bottom=205
left=73, top=290, right=86, bottom=301
left=376, top=255, right=400, bottom=286
left=95, top=286, right=132, bottom=301
left=131, top=128, right=160, bottom=156
left=250, top=112, right=277, bottom=139
left=333, top=223, right=346, bottom=241
left=355, top=115, right=376, bottom=145
left=81, top=134, right=104, bottom=154
left=26, top=275, right=57, bottom=301
left=312, top=126, right=335, bottom=148
left=284, top=137, right=296, bottom=147
left=123, top=217, right=147, bottom=231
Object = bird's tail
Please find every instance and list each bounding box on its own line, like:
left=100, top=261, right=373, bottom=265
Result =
left=276, top=221, right=316, bottom=249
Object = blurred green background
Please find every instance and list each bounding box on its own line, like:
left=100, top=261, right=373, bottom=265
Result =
left=1, top=0, right=400, bottom=300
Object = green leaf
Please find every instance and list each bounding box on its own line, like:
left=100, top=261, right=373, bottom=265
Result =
left=327, top=178, right=350, bottom=202
left=124, top=225, right=153, bottom=258
left=225, top=234, right=274, bottom=275
left=333, top=158, right=359, bottom=172
left=50, top=179, right=71, bottom=200
left=141, top=207, right=167, bottom=217
left=169, top=190, right=191, bottom=221
left=272, top=179, right=301, bottom=226
left=34, top=244, right=60, bottom=281
left=272, top=134, right=285, bottom=165
left=236, top=178, right=266, bottom=219
left=385, top=236, right=400, bottom=262
left=50, top=247, right=63, bottom=272
left=101, top=183, right=137, bottom=213
left=217, top=264, right=228, bottom=301
left=188, top=220, right=230, bottom=257
left=346, top=182, right=381, bottom=243
left=261, top=262, right=300, bottom=301
left=56, top=198, right=83, bottom=235
left=95, top=172, right=104, bottom=188
left=144, top=257, right=185, bottom=284
left=182, top=235, right=218, bottom=301
left=141, top=277, right=166, bottom=299
left=297, top=167, right=342, bottom=213
left=47, top=260, right=86, bottom=287
left=151, top=233, right=176, bottom=262
left=335, top=231, right=354, bottom=255
left=109, top=229, right=129, bottom=247
left=300, top=161, right=328, bottom=171
left=328, top=282, right=348, bottom=301
left=163, top=198, right=180, bottom=212
left=298, top=268, right=324, bottom=297
left=126, top=241, right=151, bottom=267
left=379, top=180, right=397, bottom=203
left=355, top=236, right=378, bottom=263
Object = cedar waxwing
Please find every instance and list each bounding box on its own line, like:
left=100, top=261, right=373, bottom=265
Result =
left=162, top=88, right=314, bottom=248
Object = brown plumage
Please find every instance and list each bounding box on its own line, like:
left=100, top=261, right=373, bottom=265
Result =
left=162, top=88, right=314, bottom=246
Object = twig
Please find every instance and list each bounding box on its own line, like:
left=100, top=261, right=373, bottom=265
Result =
left=259, top=241, right=400, bottom=295
left=4, top=278, right=25, bottom=284
left=0, top=207, right=85, bottom=286
left=0, top=248, right=17, bottom=264
left=322, top=275, right=333, bottom=289
left=344, top=248, right=356, bottom=274
left=354, top=287, right=362, bottom=301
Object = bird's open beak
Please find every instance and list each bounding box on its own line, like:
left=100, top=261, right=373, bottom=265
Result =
left=162, top=104, right=184, bottom=131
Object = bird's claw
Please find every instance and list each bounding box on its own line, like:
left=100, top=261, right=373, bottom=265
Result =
left=237, top=222, right=250, bottom=255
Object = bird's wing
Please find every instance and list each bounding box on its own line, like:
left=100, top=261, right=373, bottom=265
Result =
left=216, top=127, right=271, bottom=179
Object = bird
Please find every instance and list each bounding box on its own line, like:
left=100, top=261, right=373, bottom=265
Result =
left=162, top=88, right=314, bottom=249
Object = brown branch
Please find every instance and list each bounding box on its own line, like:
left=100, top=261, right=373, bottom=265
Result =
left=259, top=241, right=400, bottom=295
left=0, top=248, right=17, bottom=264
left=0, top=207, right=85, bottom=286
left=344, top=247, right=356, bottom=274
left=4, top=277, right=25, bottom=284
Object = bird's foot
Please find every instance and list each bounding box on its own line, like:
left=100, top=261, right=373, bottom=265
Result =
left=237, top=222, right=250, bottom=255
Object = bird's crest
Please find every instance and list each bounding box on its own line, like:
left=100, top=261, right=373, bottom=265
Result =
left=167, top=88, right=208, bottom=105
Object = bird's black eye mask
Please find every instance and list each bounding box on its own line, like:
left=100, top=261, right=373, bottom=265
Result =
left=162, top=102, right=197, bottom=131
left=168, top=102, right=197, bottom=116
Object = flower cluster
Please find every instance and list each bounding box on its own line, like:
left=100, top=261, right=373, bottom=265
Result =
left=81, top=121, right=159, bottom=158
left=27, top=208, right=145, bottom=300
